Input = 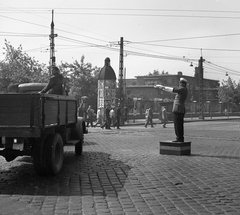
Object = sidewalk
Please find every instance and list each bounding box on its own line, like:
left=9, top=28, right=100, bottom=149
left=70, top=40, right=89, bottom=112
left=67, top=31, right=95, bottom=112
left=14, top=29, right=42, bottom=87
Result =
left=123, top=115, right=240, bottom=126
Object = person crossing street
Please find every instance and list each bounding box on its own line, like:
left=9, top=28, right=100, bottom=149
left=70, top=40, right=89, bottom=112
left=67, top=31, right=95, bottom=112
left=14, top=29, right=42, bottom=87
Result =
left=144, top=106, right=154, bottom=128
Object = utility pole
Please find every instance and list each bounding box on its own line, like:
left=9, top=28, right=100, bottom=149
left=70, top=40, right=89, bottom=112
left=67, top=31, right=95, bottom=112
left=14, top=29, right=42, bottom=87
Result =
left=118, top=37, right=125, bottom=124
left=119, top=37, right=124, bottom=105
left=49, top=10, right=58, bottom=72
left=198, top=56, right=204, bottom=119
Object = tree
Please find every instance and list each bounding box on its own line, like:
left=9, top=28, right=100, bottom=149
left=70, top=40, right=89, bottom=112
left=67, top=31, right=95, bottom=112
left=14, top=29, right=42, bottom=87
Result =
left=0, top=42, right=101, bottom=111
left=61, top=56, right=101, bottom=110
left=0, top=40, right=48, bottom=92
left=218, top=77, right=240, bottom=111
left=148, top=70, right=160, bottom=76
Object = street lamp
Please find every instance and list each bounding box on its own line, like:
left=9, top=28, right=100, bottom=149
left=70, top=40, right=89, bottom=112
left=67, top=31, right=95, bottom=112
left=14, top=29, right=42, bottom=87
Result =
left=206, top=101, right=212, bottom=119
left=219, top=101, right=222, bottom=114
left=198, top=57, right=204, bottom=120
left=192, top=100, right=197, bottom=120
left=133, top=97, right=137, bottom=109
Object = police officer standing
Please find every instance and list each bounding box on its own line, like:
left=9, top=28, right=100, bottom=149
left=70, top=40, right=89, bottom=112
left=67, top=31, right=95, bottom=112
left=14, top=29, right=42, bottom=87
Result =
left=155, top=78, right=188, bottom=142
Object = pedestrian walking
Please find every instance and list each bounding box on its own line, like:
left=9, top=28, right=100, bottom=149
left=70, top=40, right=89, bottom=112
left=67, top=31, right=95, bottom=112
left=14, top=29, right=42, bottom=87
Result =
left=155, top=77, right=188, bottom=142
left=77, top=103, right=84, bottom=117
left=115, top=104, right=121, bottom=129
left=93, top=108, right=102, bottom=127
left=144, top=106, right=154, bottom=128
left=133, top=107, right=137, bottom=123
left=161, top=106, right=168, bottom=128
left=86, top=105, right=94, bottom=127
left=123, top=105, right=128, bottom=122
left=101, top=105, right=111, bottom=129
left=110, top=107, right=116, bottom=127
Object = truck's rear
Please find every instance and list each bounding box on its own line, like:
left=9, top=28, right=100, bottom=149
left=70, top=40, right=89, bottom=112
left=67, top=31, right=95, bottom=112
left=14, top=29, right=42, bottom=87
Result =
left=0, top=93, right=85, bottom=175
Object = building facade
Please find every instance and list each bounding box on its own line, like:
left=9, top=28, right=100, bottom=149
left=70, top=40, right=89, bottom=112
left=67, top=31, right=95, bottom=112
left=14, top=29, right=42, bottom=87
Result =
left=125, top=71, right=220, bottom=116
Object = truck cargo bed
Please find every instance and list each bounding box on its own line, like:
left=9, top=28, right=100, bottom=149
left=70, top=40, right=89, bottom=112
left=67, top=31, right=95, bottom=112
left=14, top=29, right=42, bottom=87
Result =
left=0, top=93, right=77, bottom=137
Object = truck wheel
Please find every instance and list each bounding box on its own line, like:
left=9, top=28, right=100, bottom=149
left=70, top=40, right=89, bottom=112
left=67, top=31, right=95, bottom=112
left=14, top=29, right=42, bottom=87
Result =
left=75, top=138, right=83, bottom=155
left=33, top=137, right=48, bottom=175
left=71, top=117, right=83, bottom=155
left=44, top=133, right=64, bottom=175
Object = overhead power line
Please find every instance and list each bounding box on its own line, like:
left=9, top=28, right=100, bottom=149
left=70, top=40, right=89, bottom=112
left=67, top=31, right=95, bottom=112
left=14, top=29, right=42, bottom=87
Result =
left=0, top=14, right=49, bottom=29
left=128, top=43, right=240, bottom=52
left=56, top=35, right=196, bottom=62
left=1, top=6, right=238, bottom=77
left=20, top=13, right=240, bottom=20
left=0, top=31, right=48, bottom=37
left=130, top=33, right=240, bottom=43
left=204, top=61, right=240, bottom=75
left=2, top=7, right=240, bottom=19
left=0, top=14, right=110, bottom=43
left=2, top=7, right=240, bottom=13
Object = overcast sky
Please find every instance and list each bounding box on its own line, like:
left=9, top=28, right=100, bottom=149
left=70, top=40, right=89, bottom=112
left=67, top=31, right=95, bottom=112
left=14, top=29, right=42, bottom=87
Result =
left=1, top=0, right=240, bottom=82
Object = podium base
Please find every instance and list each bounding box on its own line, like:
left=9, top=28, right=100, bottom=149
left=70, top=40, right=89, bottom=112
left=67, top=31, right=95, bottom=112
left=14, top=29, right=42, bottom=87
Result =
left=160, top=141, right=191, bottom=156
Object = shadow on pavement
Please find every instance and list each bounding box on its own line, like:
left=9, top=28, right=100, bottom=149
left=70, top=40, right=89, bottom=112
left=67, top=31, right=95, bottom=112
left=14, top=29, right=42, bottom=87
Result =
left=0, top=151, right=132, bottom=196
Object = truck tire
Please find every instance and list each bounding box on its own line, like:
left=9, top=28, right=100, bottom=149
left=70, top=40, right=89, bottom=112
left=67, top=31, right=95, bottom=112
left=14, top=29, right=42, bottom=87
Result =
left=44, top=133, right=64, bottom=175
left=33, top=137, right=48, bottom=175
left=75, top=138, right=83, bottom=155
left=71, top=117, right=83, bottom=155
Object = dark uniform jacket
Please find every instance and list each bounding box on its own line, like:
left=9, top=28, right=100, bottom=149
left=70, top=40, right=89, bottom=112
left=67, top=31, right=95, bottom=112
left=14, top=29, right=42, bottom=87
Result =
left=172, top=86, right=188, bottom=114
left=40, top=73, right=63, bottom=95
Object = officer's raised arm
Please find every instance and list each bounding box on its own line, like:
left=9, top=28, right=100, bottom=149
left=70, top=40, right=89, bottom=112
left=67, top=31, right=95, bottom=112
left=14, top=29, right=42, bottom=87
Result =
left=154, top=84, right=174, bottom=93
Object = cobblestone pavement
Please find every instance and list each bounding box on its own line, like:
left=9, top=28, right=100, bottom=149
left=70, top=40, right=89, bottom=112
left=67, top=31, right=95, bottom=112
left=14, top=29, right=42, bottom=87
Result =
left=0, top=120, right=240, bottom=215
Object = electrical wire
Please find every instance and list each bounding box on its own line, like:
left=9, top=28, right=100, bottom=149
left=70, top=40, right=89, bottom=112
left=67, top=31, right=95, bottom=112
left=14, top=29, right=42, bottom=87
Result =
left=1, top=7, right=240, bottom=14
left=1, top=8, right=240, bottom=18
left=1, top=6, right=239, bottom=78
left=204, top=61, right=240, bottom=75
left=0, top=7, right=111, bottom=43
left=0, top=31, right=48, bottom=37
left=57, top=35, right=197, bottom=62
left=127, top=42, right=240, bottom=52
left=129, top=33, right=240, bottom=44
left=2, top=7, right=240, bottom=19
left=24, top=46, right=49, bottom=52
left=125, top=44, right=183, bottom=60
left=0, top=14, right=49, bottom=30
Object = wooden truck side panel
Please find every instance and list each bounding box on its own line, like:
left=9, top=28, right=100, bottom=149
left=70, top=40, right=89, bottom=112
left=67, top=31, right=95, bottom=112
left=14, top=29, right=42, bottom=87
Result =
left=0, top=94, right=36, bottom=126
left=0, top=94, right=77, bottom=138
left=43, top=96, right=77, bottom=127
left=0, top=94, right=41, bottom=137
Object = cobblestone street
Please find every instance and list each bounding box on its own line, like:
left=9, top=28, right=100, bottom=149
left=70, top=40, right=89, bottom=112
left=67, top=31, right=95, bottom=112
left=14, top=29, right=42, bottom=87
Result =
left=0, top=120, right=240, bottom=215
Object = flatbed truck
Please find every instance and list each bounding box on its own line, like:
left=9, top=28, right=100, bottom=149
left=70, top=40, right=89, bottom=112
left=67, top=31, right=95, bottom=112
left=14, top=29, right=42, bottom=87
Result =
left=0, top=83, right=87, bottom=175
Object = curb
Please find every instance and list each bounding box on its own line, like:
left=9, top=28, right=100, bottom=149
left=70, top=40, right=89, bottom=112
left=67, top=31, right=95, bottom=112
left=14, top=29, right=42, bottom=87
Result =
left=122, top=117, right=240, bottom=126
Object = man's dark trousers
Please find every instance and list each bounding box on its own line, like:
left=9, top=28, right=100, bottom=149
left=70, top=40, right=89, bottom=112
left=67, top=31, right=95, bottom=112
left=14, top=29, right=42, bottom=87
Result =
left=173, top=113, right=184, bottom=142
left=116, top=117, right=120, bottom=129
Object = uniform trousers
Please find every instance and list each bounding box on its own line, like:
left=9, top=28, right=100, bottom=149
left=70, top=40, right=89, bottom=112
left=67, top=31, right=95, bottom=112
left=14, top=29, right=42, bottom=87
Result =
left=173, top=113, right=185, bottom=142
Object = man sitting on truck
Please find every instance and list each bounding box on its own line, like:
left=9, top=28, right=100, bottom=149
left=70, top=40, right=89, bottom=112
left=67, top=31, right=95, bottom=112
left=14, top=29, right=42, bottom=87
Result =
left=39, top=66, right=64, bottom=95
